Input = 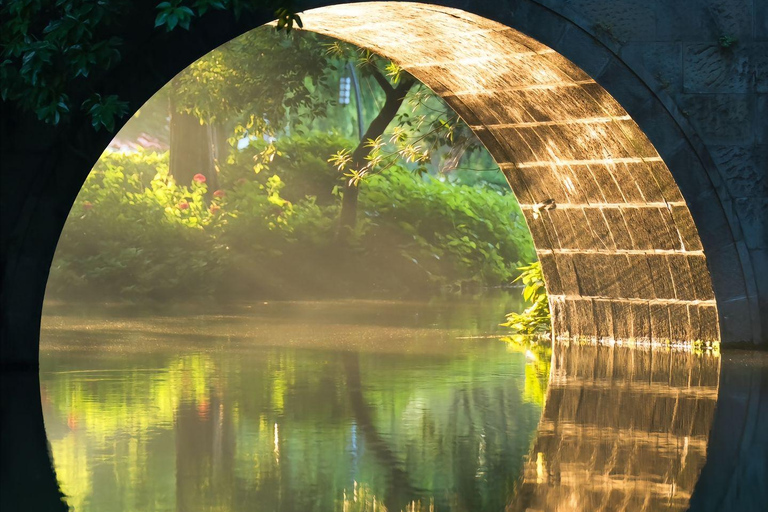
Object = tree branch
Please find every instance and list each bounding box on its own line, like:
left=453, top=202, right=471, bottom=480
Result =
left=368, top=65, right=395, bottom=96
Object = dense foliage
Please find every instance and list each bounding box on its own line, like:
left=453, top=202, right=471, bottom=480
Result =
left=501, top=261, right=551, bottom=335
left=48, top=139, right=535, bottom=301
left=0, top=0, right=303, bottom=128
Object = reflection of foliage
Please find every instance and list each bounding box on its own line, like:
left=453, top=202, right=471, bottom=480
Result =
left=42, top=317, right=543, bottom=512
left=501, top=261, right=551, bottom=334
left=502, top=335, right=552, bottom=407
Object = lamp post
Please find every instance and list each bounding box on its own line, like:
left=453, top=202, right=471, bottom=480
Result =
left=339, top=61, right=365, bottom=142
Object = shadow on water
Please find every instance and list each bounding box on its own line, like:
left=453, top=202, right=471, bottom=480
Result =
left=1, top=332, right=767, bottom=510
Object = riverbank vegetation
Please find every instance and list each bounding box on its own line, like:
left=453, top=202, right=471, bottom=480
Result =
left=48, top=140, right=534, bottom=300
left=47, top=28, right=538, bottom=302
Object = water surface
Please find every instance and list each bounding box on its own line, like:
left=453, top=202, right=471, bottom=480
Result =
left=41, top=295, right=544, bottom=512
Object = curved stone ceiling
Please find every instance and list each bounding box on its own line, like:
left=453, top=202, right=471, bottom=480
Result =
left=301, top=2, right=719, bottom=343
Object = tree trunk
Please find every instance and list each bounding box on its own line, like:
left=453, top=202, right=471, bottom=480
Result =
left=337, top=75, right=415, bottom=238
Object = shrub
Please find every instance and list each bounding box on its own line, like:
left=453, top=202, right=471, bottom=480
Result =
left=48, top=146, right=537, bottom=300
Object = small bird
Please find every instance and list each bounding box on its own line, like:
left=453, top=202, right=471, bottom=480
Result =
left=532, top=198, right=556, bottom=219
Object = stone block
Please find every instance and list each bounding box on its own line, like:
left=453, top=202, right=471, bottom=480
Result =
left=709, top=145, right=768, bottom=198
left=626, top=254, right=657, bottom=299
left=679, top=94, right=753, bottom=144
left=571, top=252, right=596, bottom=295
left=688, top=254, right=717, bottom=300
left=735, top=198, right=768, bottom=249
left=571, top=0, right=657, bottom=42
left=583, top=208, right=615, bottom=249
left=548, top=209, right=579, bottom=248
left=622, top=207, right=658, bottom=250
left=602, top=208, right=633, bottom=249
left=757, top=95, right=768, bottom=144
left=590, top=163, right=629, bottom=203
left=565, top=209, right=593, bottom=250
left=698, top=304, right=720, bottom=341
left=554, top=253, right=580, bottom=295
left=525, top=210, right=557, bottom=248
left=687, top=304, right=702, bottom=341
left=550, top=296, right=570, bottom=336
left=630, top=163, right=666, bottom=203
left=754, top=45, right=768, bottom=92
left=594, top=253, right=622, bottom=296
left=631, top=302, right=652, bottom=340
left=650, top=304, right=672, bottom=341
left=555, top=24, right=611, bottom=78
left=539, top=252, right=563, bottom=294
left=668, top=303, right=690, bottom=341
left=518, top=166, right=570, bottom=204
left=683, top=44, right=751, bottom=93
left=610, top=163, right=647, bottom=203
left=670, top=205, right=704, bottom=251
left=621, top=42, right=683, bottom=94
left=757, top=0, right=768, bottom=41
left=657, top=0, right=753, bottom=42
left=593, top=300, right=614, bottom=339
left=648, top=161, right=686, bottom=202
left=668, top=254, right=698, bottom=301
left=612, top=301, right=633, bottom=339
left=574, top=299, right=597, bottom=338
left=647, top=254, right=677, bottom=299
left=568, top=165, right=606, bottom=204
left=502, top=168, right=536, bottom=205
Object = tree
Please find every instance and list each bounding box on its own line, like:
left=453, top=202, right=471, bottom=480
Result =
left=163, top=27, right=333, bottom=185
left=0, top=0, right=305, bottom=132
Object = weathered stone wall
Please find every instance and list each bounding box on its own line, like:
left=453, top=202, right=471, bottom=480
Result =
left=522, top=0, right=766, bottom=357
left=302, top=3, right=724, bottom=344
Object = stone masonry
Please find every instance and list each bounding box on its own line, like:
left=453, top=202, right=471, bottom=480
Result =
left=1, top=0, right=766, bottom=367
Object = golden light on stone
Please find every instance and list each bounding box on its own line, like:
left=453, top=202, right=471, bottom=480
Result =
left=301, top=2, right=719, bottom=345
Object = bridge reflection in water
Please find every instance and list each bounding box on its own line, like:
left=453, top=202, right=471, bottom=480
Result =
left=511, top=341, right=720, bottom=512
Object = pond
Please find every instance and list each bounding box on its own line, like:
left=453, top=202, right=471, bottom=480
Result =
left=40, top=294, right=546, bottom=512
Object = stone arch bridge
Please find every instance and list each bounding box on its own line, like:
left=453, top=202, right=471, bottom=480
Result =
left=1, top=0, right=766, bottom=368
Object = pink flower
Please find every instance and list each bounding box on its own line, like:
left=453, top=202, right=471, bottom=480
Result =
left=212, top=189, right=225, bottom=198
left=178, top=201, right=190, bottom=210
left=209, top=204, right=221, bottom=214
left=82, top=201, right=93, bottom=210
left=193, top=173, right=206, bottom=183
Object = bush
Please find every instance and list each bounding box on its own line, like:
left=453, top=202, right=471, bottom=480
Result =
left=359, top=166, right=535, bottom=287
left=48, top=146, right=537, bottom=301
left=501, top=262, right=551, bottom=334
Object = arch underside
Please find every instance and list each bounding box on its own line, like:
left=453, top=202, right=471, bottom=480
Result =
left=302, top=2, right=719, bottom=343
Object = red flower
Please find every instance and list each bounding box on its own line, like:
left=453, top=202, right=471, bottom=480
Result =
left=193, top=173, right=206, bottom=183
left=82, top=201, right=93, bottom=210
left=178, top=201, right=190, bottom=210
left=209, top=204, right=221, bottom=214
left=212, top=189, right=225, bottom=198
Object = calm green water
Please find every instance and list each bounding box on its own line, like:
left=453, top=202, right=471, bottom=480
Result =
left=40, top=295, right=545, bottom=512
